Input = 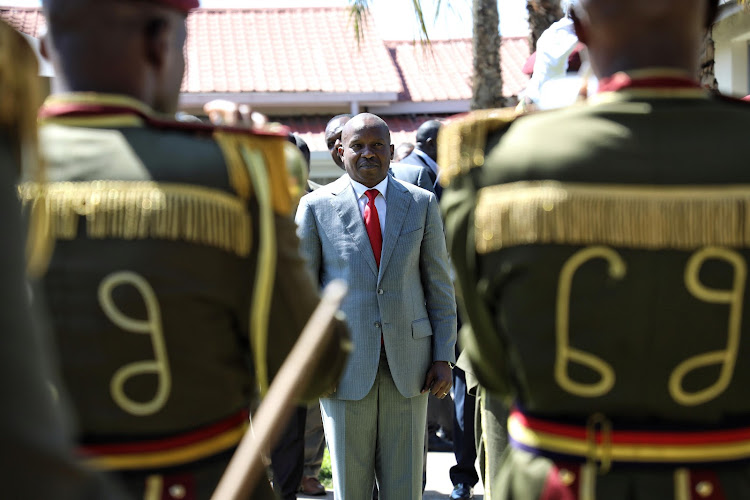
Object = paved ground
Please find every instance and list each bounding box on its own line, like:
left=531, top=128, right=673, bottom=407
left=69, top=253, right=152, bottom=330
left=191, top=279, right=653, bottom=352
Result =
left=298, top=450, right=485, bottom=499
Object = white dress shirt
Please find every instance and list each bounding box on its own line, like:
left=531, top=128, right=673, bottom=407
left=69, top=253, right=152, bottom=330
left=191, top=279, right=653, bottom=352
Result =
left=350, top=176, right=388, bottom=238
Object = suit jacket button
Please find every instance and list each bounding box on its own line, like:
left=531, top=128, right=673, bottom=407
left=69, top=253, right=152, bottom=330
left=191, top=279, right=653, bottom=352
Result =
left=377, top=289, right=384, bottom=295
left=374, top=322, right=381, bottom=328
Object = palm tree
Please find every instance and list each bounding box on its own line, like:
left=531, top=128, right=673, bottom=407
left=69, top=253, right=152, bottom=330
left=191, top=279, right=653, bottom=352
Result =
left=349, top=0, right=505, bottom=110
left=471, top=0, right=504, bottom=109
left=700, top=29, right=718, bottom=90
left=526, top=0, right=562, bottom=52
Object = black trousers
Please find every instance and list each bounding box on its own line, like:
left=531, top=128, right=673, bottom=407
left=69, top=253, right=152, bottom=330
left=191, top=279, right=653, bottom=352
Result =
left=270, top=405, right=307, bottom=500
left=450, top=367, right=479, bottom=487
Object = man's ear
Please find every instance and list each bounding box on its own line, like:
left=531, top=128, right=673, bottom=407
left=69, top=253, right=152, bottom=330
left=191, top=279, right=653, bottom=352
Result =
left=144, top=17, right=169, bottom=70
left=337, top=145, right=344, bottom=158
left=390, top=144, right=394, bottom=160
left=570, top=9, right=588, bottom=45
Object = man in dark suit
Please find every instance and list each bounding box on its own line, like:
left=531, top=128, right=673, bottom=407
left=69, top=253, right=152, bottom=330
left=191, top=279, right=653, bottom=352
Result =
left=296, top=113, right=456, bottom=499
left=400, top=120, right=443, bottom=198
left=441, top=0, right=750, bottom=498
left=30, top=1, right=349, bottom=498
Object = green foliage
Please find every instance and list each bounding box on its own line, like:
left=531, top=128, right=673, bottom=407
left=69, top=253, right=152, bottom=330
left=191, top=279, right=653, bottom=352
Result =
left=320, top=447, right=333, bottom=489
left=348, top=0, right=431, bottom=44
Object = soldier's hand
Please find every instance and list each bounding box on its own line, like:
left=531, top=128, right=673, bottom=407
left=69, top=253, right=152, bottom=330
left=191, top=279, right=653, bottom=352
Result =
left=203, top=100, right=268, bottom=129
left=422, top=361, right=452, bottom=399
left=319, top=385, right=337, bottom=399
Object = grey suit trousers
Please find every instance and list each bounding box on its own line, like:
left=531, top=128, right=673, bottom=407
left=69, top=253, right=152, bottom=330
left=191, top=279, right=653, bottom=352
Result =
left=320, top=348, right=428, bottom=500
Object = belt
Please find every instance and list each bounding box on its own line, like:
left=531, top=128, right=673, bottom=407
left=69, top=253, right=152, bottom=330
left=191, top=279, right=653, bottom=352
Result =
left=508, top=408, right=750, bottom=469
left=78, top=410, right=249, bottom=470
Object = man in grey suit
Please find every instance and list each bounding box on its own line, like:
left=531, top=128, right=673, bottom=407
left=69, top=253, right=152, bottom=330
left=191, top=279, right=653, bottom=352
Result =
left=296, top=113, right=457, bottom=499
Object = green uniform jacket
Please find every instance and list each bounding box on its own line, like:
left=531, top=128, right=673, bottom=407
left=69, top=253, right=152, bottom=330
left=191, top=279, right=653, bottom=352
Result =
left=25, top=93, right=349, bottom=500
left=441, top=71, right=750, bottom=500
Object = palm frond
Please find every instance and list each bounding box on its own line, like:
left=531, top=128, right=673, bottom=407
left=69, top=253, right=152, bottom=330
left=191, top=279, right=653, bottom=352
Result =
left=349, top=0, right=437, bottom=44
left=349, top=0, right=371, bottom=47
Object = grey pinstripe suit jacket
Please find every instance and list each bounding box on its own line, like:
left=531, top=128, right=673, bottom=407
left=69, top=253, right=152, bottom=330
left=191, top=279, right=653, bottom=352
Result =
left=295, top=174, right=456, bottom=400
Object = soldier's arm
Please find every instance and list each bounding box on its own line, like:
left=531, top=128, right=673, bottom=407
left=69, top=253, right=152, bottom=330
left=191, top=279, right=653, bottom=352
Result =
left=265, top=212, right=348, bottom=402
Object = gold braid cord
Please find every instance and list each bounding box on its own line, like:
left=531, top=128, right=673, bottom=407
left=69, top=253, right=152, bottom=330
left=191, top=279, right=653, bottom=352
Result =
left=18, top=181, right=252, bottom=257
left=215, top=130, right=294, bottom=396
left=475, top=181, right=750, bottom=253
left=437, top=107, right=518, bottom=187
left=0, top=20, right=51, bottom=277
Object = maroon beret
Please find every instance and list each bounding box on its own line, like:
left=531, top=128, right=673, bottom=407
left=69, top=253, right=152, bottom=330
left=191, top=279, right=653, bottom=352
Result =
left=148, top=0, right=199, bottom=12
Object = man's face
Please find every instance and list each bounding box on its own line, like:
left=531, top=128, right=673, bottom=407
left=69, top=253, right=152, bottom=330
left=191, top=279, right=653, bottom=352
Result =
left=340, top=118, right=393, bottom=188
left=325, top=117, right=350, bottom=169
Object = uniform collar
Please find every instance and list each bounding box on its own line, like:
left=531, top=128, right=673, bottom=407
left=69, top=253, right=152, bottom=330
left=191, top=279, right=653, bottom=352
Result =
left=40, top=93, right=159, bottom=123
left=597, top=68, right=701, bottom=93
left=39, top=92, right=288, bottom=138
left=589, top=68, right=709, bottom=104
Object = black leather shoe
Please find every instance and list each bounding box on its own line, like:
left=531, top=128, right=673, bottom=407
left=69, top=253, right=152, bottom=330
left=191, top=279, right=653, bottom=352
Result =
left=427, top=432, right=453, bottom=452
left=450, top=483, right=474, bottom=499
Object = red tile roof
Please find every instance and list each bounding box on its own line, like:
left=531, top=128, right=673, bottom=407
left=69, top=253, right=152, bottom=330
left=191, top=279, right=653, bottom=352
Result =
left=386, top=38, right=530, bottom=100
left=184, top=8, right=402, bottom=94
left=0, top=7, right=45, bottom=36
left=0, top=7, right=530, bottom=100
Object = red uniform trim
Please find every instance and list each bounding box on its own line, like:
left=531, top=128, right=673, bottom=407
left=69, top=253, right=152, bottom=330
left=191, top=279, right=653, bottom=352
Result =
left=512, top=410, right=750, bottom=447
left=598, top=72, right=701, bottom=93
left=78, top=410, right=249, bottom=456
left=39, top=101, right=290, bottom=138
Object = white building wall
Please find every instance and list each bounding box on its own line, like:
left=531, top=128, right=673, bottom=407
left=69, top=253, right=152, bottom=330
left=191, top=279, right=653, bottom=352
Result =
left=714, top=8, right=750, bottom=97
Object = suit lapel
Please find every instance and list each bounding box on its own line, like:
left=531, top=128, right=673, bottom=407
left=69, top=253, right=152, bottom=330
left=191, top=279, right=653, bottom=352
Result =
left=379, top=176, right=411, bottom=282
left=329, top=176, right=379, bottom=278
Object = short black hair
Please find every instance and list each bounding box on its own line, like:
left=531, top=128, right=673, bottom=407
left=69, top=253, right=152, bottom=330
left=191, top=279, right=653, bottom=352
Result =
left=707, top=0, right=720, bottom=27
left=293, top=133, right=311, bottom=169
left=326, top=114, right=353, bottom=127
left=415, top=120, right=442, bottom=144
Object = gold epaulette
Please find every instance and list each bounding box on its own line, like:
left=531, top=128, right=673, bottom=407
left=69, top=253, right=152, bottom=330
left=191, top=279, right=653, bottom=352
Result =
left=438, top=108, right=519, bottom=187
left=213, top=130, right=292, bottom=216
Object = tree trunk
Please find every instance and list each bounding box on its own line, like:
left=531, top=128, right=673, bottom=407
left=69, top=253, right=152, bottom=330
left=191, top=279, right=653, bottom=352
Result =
left=471, top=0, right=504, bottom=110
left=526, top=0, right=563, bottom=52
left=699, top=28, right=719, bottom=91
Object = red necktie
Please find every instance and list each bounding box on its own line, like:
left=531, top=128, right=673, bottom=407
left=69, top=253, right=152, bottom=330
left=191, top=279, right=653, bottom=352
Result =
left=364, top=189, right=382, bottom=268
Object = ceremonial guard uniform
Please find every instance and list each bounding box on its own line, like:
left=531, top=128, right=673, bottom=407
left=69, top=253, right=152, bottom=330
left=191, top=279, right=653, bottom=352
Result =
left=441, top=72, right=750, bottom=499
left=21, top=93, right=349, bottom=499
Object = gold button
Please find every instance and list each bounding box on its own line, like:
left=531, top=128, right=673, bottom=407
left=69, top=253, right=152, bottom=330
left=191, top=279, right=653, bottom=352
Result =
left=695, top=480, right=713, bottom=498
left=558, top=468, right=576, bottom=486
left=169, top=484, right=186, bottom=499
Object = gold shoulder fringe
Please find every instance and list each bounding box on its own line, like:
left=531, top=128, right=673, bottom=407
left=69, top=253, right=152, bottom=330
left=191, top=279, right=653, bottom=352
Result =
left=18, top=181, right=252, bottom=257
left=475, top=181, right=750, bottom=254
left=214, top=131, right=292, bottom=216
left=438, top=107, right=518, bottom=187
